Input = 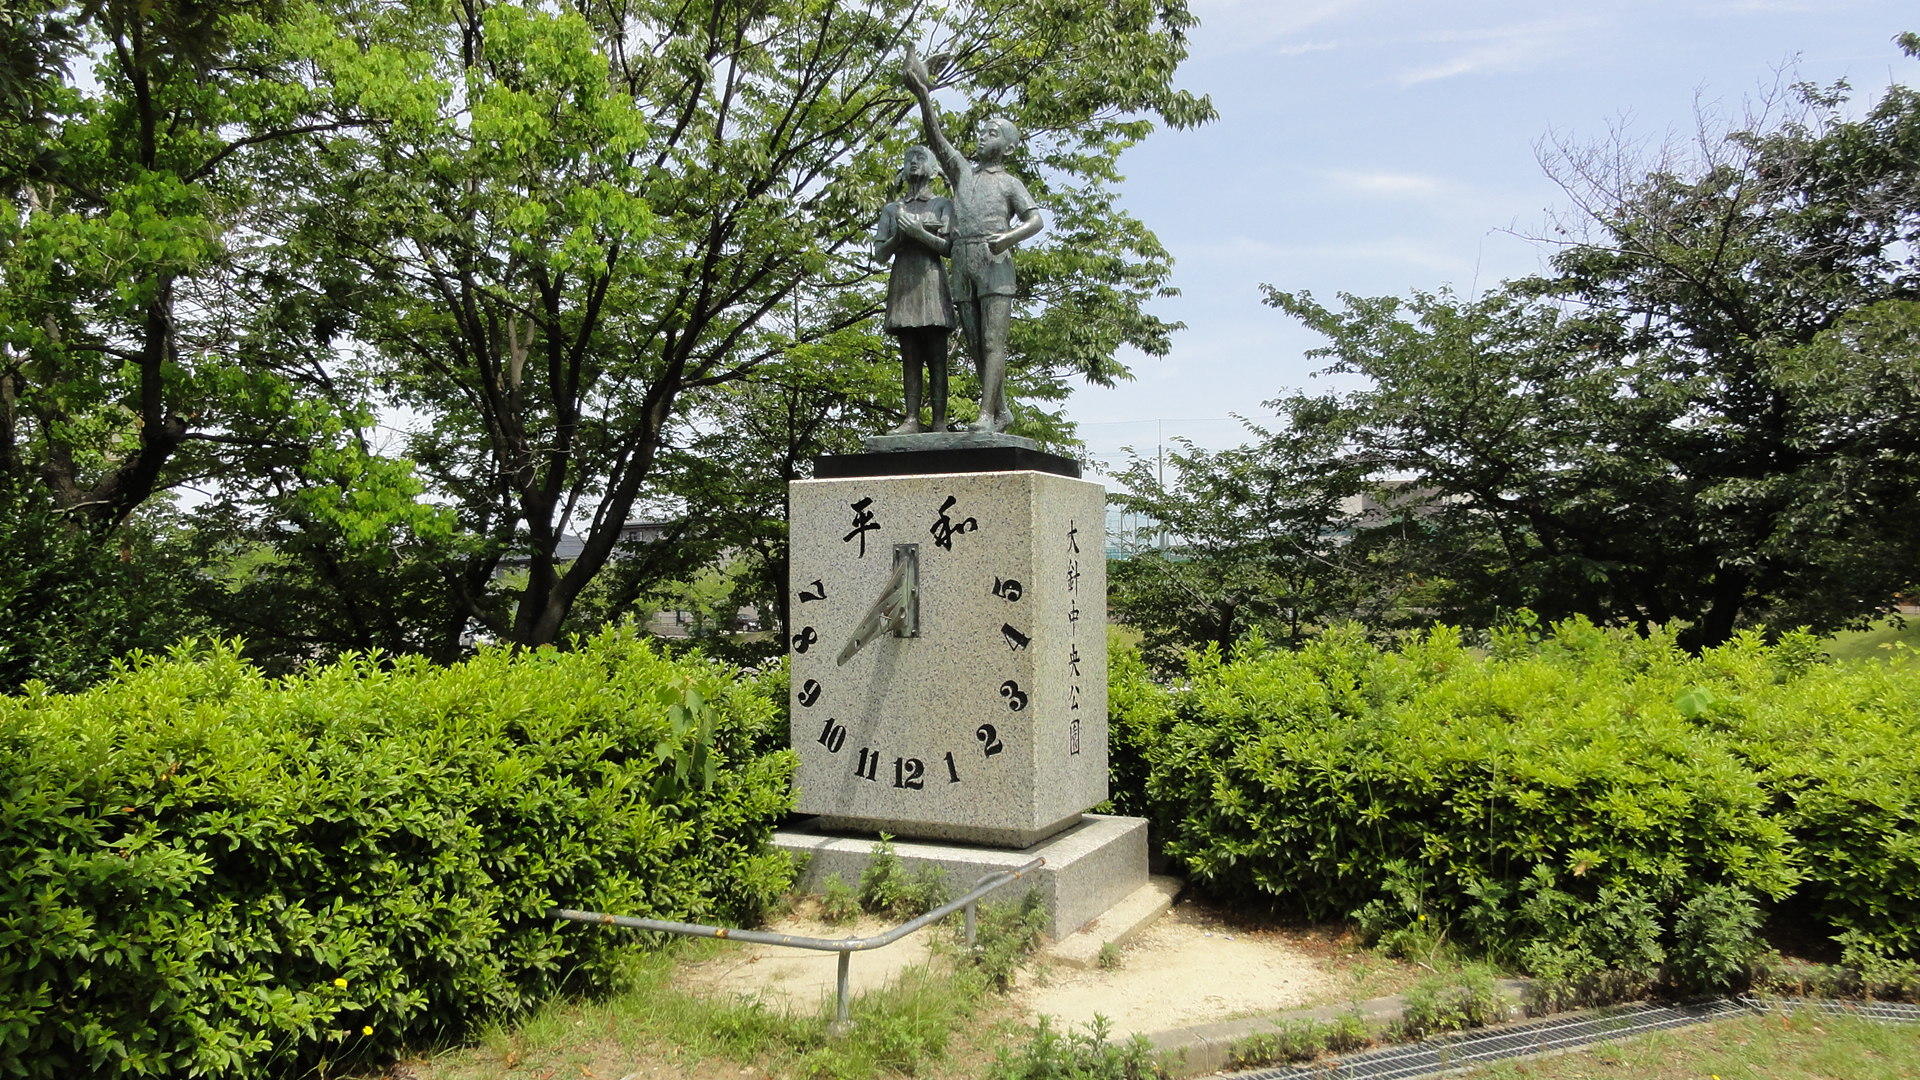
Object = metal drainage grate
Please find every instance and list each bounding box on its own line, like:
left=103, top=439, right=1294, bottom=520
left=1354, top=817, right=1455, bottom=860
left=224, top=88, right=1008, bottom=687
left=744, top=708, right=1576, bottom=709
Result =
left=1225, top=999, right=1754, bottom=1080
left=1737, top=996, right=1920, bottom=1024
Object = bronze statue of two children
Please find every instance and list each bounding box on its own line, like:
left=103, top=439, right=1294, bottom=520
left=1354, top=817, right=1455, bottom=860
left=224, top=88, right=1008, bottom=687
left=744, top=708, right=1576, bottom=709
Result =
left=873, top=49, right=1043, bottom=435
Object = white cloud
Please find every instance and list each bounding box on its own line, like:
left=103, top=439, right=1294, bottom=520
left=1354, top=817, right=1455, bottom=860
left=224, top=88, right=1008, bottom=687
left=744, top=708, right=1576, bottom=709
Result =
left=1187, top=0, right=1372, bottom=56
left=1397, top=15, right=1604, bottom=86
left=1323, top=169, right=1448, bottom=198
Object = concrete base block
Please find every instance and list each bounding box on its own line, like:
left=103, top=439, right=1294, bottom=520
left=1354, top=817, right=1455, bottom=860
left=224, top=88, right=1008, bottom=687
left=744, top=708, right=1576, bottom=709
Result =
left=787, top=469, right=1108, bottom=844
left=1048, top=875, right=1184, bottom=968
left=775, top=813, right=1148, bottom=939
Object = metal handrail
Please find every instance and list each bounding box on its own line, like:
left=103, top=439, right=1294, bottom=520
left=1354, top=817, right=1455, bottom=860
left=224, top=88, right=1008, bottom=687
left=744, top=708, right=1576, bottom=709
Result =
left=551, top=856, right=1045, bottom=1033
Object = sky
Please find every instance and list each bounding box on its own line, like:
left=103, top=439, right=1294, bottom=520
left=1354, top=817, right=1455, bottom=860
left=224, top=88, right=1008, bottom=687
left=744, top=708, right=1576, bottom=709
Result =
left=1063, top=0, right=1919, bottom=481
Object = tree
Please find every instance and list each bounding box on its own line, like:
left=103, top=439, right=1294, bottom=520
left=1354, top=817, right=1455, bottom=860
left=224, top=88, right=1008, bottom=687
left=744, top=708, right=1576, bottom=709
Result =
left=1107, top=402, right=1433, bottom=670
left=0, top=0, right=461, bottom=680
left=1261, top=37, right=1920, bottom=647
left=0, top=481, right=203, bottom=691
left=249, top=0, right=1213, bottom=652
left=0, top=0, right=400, bottom=532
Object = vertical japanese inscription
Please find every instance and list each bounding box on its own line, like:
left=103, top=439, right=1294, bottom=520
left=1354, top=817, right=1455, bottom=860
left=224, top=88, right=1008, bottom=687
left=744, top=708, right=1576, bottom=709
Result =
left=1066, top=517, right=1082, bottom=755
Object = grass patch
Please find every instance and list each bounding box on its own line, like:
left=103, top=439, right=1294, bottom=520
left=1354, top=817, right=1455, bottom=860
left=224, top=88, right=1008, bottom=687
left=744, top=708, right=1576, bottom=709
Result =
left=397, top=891, right=1052, bottom=1080
left=1223, top=964, right=1516, bottom=1072
left=985, top=1017, right=1163, bottom=1080
left=405, top=940, right=989, bottom=1080
left=1825, top=616, right=1920, bottom=664
left=1460, top=1013, right=1920, bottom=1079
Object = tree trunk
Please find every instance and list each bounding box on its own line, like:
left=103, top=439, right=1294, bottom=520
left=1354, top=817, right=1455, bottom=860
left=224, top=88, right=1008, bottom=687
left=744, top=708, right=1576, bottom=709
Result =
left=1680, top=568, right=1750, bottom=652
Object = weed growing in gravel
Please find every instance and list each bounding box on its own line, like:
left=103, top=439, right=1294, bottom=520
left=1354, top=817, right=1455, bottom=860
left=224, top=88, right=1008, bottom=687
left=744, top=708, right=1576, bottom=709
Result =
left=985, top=1016, right=1164, bottom=1080
left=965, top=892, right=1050, bottom=990
left=853, top=837, right=952, bottom=918
left=819, top=872, right=861, bottom=924
left=1225, top=1011, right=1370, bottom=1069
left=1393, top=965, right=1513, bottom=1040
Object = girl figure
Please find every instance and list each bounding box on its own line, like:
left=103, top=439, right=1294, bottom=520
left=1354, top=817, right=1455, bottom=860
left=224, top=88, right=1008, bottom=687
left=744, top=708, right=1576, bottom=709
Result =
left=872, top=145, right=955, bottom=434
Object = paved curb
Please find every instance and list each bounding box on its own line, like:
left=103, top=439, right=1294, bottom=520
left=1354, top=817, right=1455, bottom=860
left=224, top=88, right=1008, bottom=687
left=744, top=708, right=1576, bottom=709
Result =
left=1146, top=978, right=1537, bottom=1078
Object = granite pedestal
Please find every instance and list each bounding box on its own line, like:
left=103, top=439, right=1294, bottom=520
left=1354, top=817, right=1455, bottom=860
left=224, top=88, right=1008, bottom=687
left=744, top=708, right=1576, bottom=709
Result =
left=788, top=466, right=1106, bottom=846
left=783, top=442, right=1143, bottom=940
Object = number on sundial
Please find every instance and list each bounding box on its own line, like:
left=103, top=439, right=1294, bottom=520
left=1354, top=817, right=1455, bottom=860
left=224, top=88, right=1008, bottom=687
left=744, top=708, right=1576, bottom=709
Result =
left=892, top=757, right=925, bottom=789
left=999, top=680, right=1027, bottom=711
left=976, top=724, right=1004, bottom=756
left=816, top=717, right=846, bottom=753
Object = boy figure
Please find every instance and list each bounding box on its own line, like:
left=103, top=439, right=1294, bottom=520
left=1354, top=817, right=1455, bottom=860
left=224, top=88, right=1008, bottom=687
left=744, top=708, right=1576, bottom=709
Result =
left=898, top=48, right=1044, bottom=433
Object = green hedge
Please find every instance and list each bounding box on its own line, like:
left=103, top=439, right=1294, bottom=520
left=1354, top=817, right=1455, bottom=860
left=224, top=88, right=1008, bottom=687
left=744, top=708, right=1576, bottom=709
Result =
left=1111, top=619, right=1920, bottom=988
left=1701, top=651, right=1920, bottom=964
left=0, top=629, right=794, bottom=1078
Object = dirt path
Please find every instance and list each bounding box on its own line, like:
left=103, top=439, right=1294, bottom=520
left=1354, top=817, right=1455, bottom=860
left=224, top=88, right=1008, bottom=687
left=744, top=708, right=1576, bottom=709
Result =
left=675, top=911, right=937, bottom=1012
left=1015, top=899, right=1344, bottom=1038
left=677, top=895, right=1414, bottom=1046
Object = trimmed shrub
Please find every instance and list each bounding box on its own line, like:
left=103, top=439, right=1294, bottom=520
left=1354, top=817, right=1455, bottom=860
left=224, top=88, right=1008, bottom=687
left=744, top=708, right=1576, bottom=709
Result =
left=0, top=628, right=794, bottom=1078
left=1690, top=638, right=1920, bottom=967
left=1110, top=619, right=1866, bottom=988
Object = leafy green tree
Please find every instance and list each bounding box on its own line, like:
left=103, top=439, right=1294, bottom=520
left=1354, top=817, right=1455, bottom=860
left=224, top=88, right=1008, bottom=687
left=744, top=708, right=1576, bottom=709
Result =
left=0, top=482, right=202, bottom=691
left=0, top=0, right=406, bottom=531
left=1107, top=404, right=1430, bottom=669
left=178, top=431, right=473, bottom=667
left=0, top=0, right=462, bottom=677
left=1263, top=38, right=1920, bottom=647
left=273, top=0, right=1212, bottom=650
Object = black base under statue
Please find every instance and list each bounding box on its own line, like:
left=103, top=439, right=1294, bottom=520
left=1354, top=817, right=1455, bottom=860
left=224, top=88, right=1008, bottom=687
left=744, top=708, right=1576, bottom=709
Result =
left=814, top=431, right=1080, bottom=479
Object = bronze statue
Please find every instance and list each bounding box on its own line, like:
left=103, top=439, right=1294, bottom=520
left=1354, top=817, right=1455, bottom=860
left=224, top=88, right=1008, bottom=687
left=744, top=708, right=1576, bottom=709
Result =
left=873, top=146, right=955, bottom=434
left=900, top=48, right=1043, bottom=434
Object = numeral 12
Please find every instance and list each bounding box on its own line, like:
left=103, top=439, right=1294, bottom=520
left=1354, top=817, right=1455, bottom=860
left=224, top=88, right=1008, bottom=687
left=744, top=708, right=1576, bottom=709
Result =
left=893, top=757, right=925, bottom=789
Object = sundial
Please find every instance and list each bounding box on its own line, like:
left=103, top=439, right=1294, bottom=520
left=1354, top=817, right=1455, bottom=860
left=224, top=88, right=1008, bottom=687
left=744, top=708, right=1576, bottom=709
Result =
left=786, top=449, right=1106, bottom=848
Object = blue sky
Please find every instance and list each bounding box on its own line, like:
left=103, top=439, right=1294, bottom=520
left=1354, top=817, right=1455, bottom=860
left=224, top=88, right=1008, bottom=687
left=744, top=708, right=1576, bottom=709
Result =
left=1064, top=0, right=1918, bottom=479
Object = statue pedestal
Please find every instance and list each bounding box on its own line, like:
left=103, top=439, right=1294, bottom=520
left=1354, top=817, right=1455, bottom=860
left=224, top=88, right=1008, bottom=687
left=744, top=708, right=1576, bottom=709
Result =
left=782, top=448, right=1146, bottom=935
left=787, top=462, right=1105, bottom=846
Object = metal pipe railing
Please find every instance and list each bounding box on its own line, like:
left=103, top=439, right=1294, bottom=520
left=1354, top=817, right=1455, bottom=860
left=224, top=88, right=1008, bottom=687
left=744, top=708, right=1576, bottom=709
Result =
left=552, top=856, right=1045, bottom=1033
